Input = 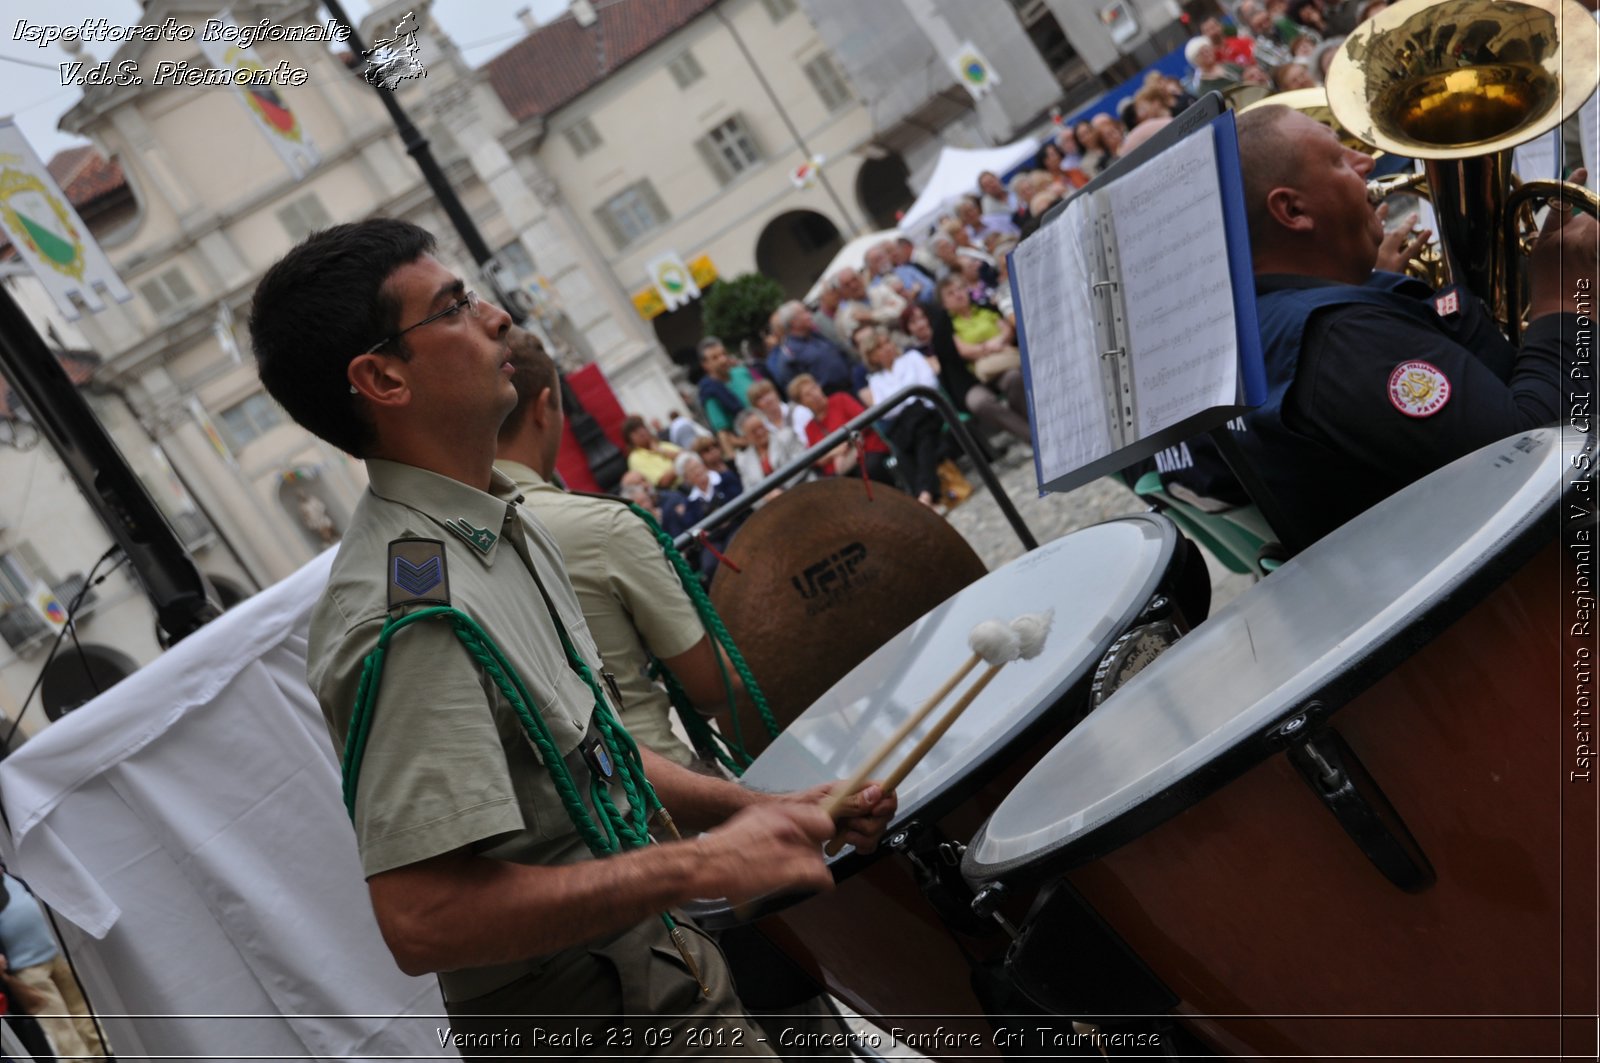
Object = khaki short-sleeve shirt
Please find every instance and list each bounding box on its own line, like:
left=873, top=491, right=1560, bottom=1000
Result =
left=496, top=462, right=707, bottom=768
left=307, top=460, right=618, bottom=1000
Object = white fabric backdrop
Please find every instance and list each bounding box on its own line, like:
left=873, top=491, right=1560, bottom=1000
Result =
left=0, top=551, right=456, bottom=1062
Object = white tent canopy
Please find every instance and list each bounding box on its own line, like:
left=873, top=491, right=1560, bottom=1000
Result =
left=898, top=136, right=1042, bottom=237
left=803, top=227, right=903, bottom=304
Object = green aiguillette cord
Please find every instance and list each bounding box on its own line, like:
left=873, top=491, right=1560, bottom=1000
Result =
left=624, top=502, right=779, bottom=774
left=344, top=603, right=710, bottom=997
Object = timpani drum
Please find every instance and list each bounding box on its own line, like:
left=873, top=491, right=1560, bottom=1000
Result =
left=962, top=428, right=1588, bottom=1059
left=690, top=513, right=1200, bottom=1046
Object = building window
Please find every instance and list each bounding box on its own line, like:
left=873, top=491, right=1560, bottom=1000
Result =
left=275, top=194, right=334, bottom=243
left=803, top=53, right=854, bottom=112
left=0, top=547, right=89, bottom=652
left=562, top=117, right=603, bottom=157
left=695, top=116, right=762, bottom=186
left=593, top=180, right=671, bottom=250
left=497, top=239, right=536, bottom=280
left=667, top=50, right=704, bottom=88
left=138, top=267, right=197, bottom=319
left=0, top=552, right=34, bottom=609
left=760, top=0, right=797, bottom=19
left=0, top=549, right=48, bottom=652
left=217, top=393, right=285, bottom=450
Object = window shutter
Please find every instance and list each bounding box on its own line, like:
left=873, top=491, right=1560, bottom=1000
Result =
left=140, top=279, right=172, bottom=317
left=165, top=269, right=196, bottom=304
left=669, top=51, right=703, bottom=87
left=736, top=114, right=762, bottom=162
left=640, top=180, right=670, bottom=223
left=593, top=206, right=628, bottom=251
left=805, top=55, right=852, bottom=111
left=695, top=136, right=731, bottom=186
left=13, top=541, right=51, bottom=582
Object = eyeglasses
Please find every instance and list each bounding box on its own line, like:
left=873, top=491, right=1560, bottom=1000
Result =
left=363, top=290, right=481, bottom=354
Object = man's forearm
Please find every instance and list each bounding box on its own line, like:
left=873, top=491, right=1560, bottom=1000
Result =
left=368, top=840, right=714, bottom=976
left=368, top=784, right=838, bottom=976
left=642, top=744, right=768, bottom=831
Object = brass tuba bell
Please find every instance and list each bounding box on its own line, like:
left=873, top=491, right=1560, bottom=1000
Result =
left=1325, top=0, right=1598, bottom=332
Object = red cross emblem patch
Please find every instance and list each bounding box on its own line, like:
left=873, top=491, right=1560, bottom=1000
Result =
left=1388, top=360, right=1451, bottom=418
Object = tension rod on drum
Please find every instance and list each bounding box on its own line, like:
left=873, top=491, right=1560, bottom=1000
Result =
left=1274, top=713, right=1437, bottom=893
left=970, top=882, right=1022, bottom=940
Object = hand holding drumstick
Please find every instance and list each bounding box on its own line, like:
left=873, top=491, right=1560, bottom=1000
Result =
left=821, top=612, right=1053, bottom=854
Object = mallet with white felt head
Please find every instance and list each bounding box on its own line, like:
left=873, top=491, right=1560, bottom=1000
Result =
left=819, top=618, right=1030, bottom=853
left=875, top=610, right=1054, bottom=796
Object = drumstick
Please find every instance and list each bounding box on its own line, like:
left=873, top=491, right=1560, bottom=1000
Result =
left=723, top=620, right=1020, bottom=921
left=876, top=611, right=1054, bottom=796
left=819, top=619, right=1023, bottom=856
left=820, top=619, right=1018, bottom=822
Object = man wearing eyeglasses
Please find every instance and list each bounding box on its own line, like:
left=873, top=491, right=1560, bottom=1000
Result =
left=248, top=219, right=893, bottom=1056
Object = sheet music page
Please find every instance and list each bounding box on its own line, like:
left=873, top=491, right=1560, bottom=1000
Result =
left=1105, top=130, right=1240, bottom=439
left=1013, top=192, right=1112, bottom=485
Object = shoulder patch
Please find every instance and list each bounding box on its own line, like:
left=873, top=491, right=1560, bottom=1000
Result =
left=1433, top=289, right=1460, bottom=318
left=388, top=537, right=450, bottom=611
left=1388, top=360, right=1451, bottom=419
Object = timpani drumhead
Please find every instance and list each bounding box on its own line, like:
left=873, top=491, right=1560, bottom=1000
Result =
left=963, top=428, right=1576, bottom=885
left=740, top=514, right=1180, bottom=834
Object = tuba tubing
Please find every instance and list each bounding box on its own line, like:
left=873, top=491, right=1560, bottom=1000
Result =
left=1503, top=178, right=1600, bottom=346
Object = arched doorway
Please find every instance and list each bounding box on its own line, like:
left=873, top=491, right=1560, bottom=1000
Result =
left=651, top=298, right=707, bottom=380
left=855, top=152, right=914, bottom=230
left=41, top=643, right=140, bottom=721
left=755, top=210, right=843, bottom=298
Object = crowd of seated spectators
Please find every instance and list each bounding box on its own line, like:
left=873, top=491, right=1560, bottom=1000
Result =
left=610, top=0, right=1407, bottom=581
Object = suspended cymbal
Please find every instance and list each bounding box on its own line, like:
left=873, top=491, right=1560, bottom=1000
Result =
left=707, top=477, right=987, bottom=757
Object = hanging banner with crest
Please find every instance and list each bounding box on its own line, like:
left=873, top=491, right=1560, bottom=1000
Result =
left=947, top=42, right=1000, bottom=101
left=199, top=11, right=321, bottom=179
left=0, top=120, right=133, bottom=321
left=645, top=251, right=701, bottom=313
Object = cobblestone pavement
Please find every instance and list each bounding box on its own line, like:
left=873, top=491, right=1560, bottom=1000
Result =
left=943, top=448, right=1256, bottom=611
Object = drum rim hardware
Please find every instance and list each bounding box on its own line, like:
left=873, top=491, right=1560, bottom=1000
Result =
left=1282, top=724, right=1436, bottom=893
left=1089, top=617, right=1181, bottom=710
left=1001, top=879, right=1181, bottom=1022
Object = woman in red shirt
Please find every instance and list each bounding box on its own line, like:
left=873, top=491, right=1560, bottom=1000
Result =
left=788, top=373, right=897, bottom=487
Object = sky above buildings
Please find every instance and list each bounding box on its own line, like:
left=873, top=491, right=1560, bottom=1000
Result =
left=1, top=0, right=572, bottom=162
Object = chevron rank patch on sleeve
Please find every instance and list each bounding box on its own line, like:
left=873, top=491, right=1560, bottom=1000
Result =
left=388, top=537, right=451, bottom=611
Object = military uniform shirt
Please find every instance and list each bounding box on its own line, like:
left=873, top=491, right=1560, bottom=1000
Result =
left=307, top=459, right=615, bottom=1001
left=496, top=461, right=707, bottom=768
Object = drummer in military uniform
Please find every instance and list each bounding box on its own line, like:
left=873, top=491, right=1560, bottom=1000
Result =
left=493, top=328, right=731, bottom=772
left=247, top=219, right=894, bottom=1057
left=494, top=328, right=867, bottom=1056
